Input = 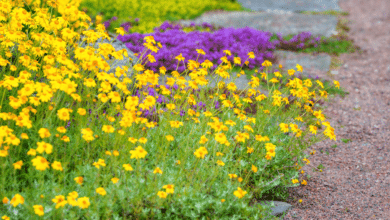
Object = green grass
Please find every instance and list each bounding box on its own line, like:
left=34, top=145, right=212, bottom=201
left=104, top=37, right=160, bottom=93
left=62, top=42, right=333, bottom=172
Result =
left=299, top=10, right=350, bottom=16
left=341, top=138, right=352, bottom=143
left=79, top=0, right=250, bottom=34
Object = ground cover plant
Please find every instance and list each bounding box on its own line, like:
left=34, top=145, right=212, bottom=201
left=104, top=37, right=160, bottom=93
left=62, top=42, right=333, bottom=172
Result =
left=79, top=0, right=248, bottom=34
left=1, top=0, right=338, bottom=219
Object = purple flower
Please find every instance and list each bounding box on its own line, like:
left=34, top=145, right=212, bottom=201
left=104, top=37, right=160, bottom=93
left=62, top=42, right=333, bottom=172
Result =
left=103, top=21, right=111, bottom=29
left=65, top=121, right=71, bottom=128
left=180, top=110, right=185, bottom=116
left=214, top=101, right=220, bottom=110
left=157, top=95, right=165, bottom=103
left=148, top=87, right=157, bottom=96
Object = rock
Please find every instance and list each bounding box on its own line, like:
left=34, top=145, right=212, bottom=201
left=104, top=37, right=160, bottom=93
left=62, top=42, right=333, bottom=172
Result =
left=77, top=32, right=140, bottom=80
left=331, top=70, right=339, bottom=75
left=174, top=11, right=338, bottom=37
left=235, top=0, right=341, bottom=13
left=274, top=50, right=332, bottom=76
left=257, top=200, right=293, bottom=217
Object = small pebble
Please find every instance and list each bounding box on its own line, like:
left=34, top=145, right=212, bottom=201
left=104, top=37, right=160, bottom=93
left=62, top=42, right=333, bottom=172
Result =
left=344, top=64, right=348, bottom=69
left=331, top=70, right=339, bottom=75
left=378, top=157, right=383, bottom=160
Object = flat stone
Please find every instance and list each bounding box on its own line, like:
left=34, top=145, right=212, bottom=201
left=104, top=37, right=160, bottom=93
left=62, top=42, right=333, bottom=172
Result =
left=78, top=33, right=140, bottom=79
left=258, top=200, right=293, bottom=217
left=174, top=11, right=338, bottom=37
left=236, top=0, right=341, bottom=12
left=274, top=50, right=331, bottom=76
left=331, top=70, right=339, bottom=75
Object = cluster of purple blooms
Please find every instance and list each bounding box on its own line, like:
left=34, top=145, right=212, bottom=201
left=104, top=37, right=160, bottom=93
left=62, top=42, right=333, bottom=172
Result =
left=117, top=21, right=277, bottom=73
left=112, top=20, right=325, bottom=74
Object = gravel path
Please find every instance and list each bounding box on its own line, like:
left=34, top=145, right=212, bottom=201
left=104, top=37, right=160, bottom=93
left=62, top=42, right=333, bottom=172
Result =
left=282, top=0, right=390, bottom=219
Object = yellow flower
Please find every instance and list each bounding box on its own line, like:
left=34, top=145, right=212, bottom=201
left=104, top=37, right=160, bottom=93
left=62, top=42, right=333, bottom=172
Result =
left=291, top=179, right=299, bottom=184
left=214, top=132, right=228, bottom=145
left=57, top=108, right=72, bottom=121
left=36, top=141, right=53, bottom=154
left=96, top=187, right=107, bottom=196
left=303, top=158, right=310, bottom=165
left=27, top=148, right=36, bottom=156
left=52, top=195, right=67, bottom=209
left=10, top=194, right=24, bottom=207
left=228, top=174, right=237, bottom=179
left=1, top=216, right=10, bottom=220
left=247, top=147, right=254, bottom=154
left=105, top=151, right=112, bottom=156
left=233, top=187, right=247, bottom=199
left=56, top=126, right=67, bottom=133
left=221, top=199, right=226, bottom=203
left=123, top=164, right=134, bottom=171
left=247, top=52, right=255, bottom=59
left=251, top=164, right=258, bottom=173
left=157, top=191, right=167, bottom=199
left=31, top=156, right=50, bottom=171
left=93, top=159, right=106, bottom=169
left=113, top=150, right=119, bottom=156
left=13, top=160, right=23, bottom=170
left=128, top=137, right=138, bottom=144
left=77, top=108, right=87, bottom=116
left=77, top=197, right=90, bottom=209
left=309, top=125, right=318, bottom=135
left=67, top=191, right=79, bottom=206
left=279, top=123, right=289, bottom=132
left=288, top=69, right=295, bottom=76
left=299, top=199, right=302, bottom=203
left=216, top=152, right=224, bottom=156
left=115, top=27, right=126, bottom=36
left=33, top=205, right=44, bottom=216
left=165, top=135, right=174, bottom=141
left=163, top=184, right=174, bottom=194
left=262, top=60, right=272, bottom=67
left=51, top=161, right=63, bottom=171
left=238, top=177, right=243, bottom=182
left=74, top=176, right=83, bottom=185
left=138, top=137, right=147, bottom=144
left=175, top=53, right=185, bottom=62
left=102, top=125, right=115, bottom=133
left=170, top=120, right=183, bottom=128
left=216, top=160, right=225, bottom=166
left=333, top=80, right=340, bottom=88
left=153, top=167, right=163, bottom=174
left=196, top=49, right=206, bottom=55
left=301, top=180, right=307, bottom=185
left=194, top=147, right=208, bottom=159
left=2, top=197, right=9, bottom=204
left=38, top=128, right=51, bottom=138
left=111, top=177, right=119, bottom=184
left=316, top=80, right=324, bottom=89
left=296, top=64, right=303, bottom=72
left=130, top=146, right=148, bottom=159
left=21, top=133, right=29, bottom=139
